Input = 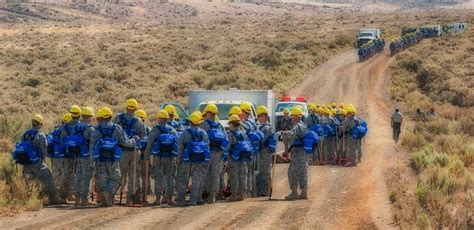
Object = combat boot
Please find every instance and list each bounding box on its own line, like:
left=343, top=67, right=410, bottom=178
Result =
left=299, top=189, right=308, bottom=200
left=101, top=192, right=111, bottom=207
left=228, top=194, right=239, bottom=202
left=208, top=193, right=216, bottom=204
left=237, top=192, right=245, bottom=201
left=285, top=190, right=299, bottom=201
left=153, top=195, right=161, bottom=206
left=167, top=195, right=174, bottom=206
left=74, top=198, right=81, bottom=207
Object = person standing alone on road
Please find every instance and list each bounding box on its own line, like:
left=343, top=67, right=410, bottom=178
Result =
left=391, top=108, right=403, bottom=143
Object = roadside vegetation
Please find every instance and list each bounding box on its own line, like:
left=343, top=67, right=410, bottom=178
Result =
left=388, top=24, right=473, bottom=229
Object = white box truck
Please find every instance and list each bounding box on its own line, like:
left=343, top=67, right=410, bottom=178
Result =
left=356, top=28, right=381, bottom=48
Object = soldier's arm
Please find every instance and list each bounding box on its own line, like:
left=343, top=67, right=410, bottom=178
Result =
left=201, top=129, right=210, bottom=145
left=136, top=119, right=146, bottom=138
left=144, top=128, right=159, bottom=158
left=35, top=132, right=48, bottom=159
left=177, top=130, right=189, bottom=163
left=89, top=130, right=98, bottom=158
left=115, top=126, right=136, bottom=148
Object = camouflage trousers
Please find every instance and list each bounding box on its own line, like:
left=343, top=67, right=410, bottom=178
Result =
left=73, top=157, right=93, bottom=201
left=345, top=137, right=359, bottom=165
left=324, top=137, right=336, bottom=163
left=256, top=149, right=273, bottom=196
left=204, top=151, right=223, bottom=196
left=23, top=161, right=56, bottom=201
left=247, top=156, right=257, bottom=196
left=50, top=158, right=63, bottom=191
left=177, top=162, right=208, bottom=204
left=151, top=156, right=176, bottom=198
left=96, top=161, right=121, bottom=195
left=60, top=157, right=75, bottom=200
left=229, top=161, right=247, bottom=196
left=119, top=150, right=140, bottom=196
left=288, top=148, right=308, bottom=191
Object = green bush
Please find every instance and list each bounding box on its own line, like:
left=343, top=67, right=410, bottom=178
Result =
left=410, top=150, right=431, bottom=174
left=415, top=183, right=430, bottom=207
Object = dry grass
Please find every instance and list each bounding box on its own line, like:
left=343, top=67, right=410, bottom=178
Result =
left=389, top=20, right=474, bottom=229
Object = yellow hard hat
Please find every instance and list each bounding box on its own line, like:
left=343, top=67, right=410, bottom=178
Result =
left=339, top=109, right=347, bottom=116
left=316, top=104, right=320, bottom=108
left=188, top=111, right=203, bottom=125
left=32, top=114, right=44, bottom=124
left=156, top=110, right=169, bottom=119
left=283, top=108, right=290, bottom=114
left=229, top=106, right=242, bottom=116
left=228, top=114, right=241, bottom=123
left=81, top=106, right=95, bottom=117
left=331, top=102, right=337, bottom=108
left=164, top=104, right=176, bottom=115
left=240, top=102, right=252, bottom=113
left=126, top=99, right=139, bottom=109
left=291, top=107, right=303, bottom=117
left=256, top=105, right=268, bottom=116
left=203, top=103, right=218, bottom=114
left=97, top=107, right=113, bottom=119
left=308, top=103, right=317, bottom=112
left=135, top=109, right=147, bottom=120
left=339, top=103, right=345, bottom=109
left=69, top=105, right=82, bottom=115
left=346, top=107, right=356, bottom=114
left=62, top=113, right=73, bottom=123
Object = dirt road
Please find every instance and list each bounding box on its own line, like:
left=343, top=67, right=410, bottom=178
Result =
left=0, top=50, right=397, bottom=229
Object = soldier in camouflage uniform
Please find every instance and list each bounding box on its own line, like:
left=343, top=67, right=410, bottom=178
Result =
left=226, top=114, right=248, bottom=202
left=280, top=107, right=309, bottom=200
left=304, top=103, right=320, bottom=165
left=340, top=107, right=358, bottom=167
left=90, top=107, right=137, bottom=207
left=49, top=113, right=71, bottom=192
left=177, top=112, right=210, bottom=206
left=240, top=102, right=259, bottom=198
left=72, top=107, right=95, bottom=206
left=200, top=104, right=226, bottom=204
left=59, top=105, right=83, bottom=203
left=316, top=107, right=330, bottom=165
left=255, top=106, right=273, bottom=197
left=21, top=114, right=59, bottom=205
left=113, top=99, right=146, bottom=205
left=144, top=110, right=177, bottom=206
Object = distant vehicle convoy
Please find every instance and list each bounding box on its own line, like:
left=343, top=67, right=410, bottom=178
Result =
left=356, top=28, right=381, bottom=48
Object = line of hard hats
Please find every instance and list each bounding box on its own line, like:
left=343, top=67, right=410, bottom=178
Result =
left=307, top=102, right=357, bottom=116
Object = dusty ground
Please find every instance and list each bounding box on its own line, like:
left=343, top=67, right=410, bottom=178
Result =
left=0, top=47, right=398, bottom=229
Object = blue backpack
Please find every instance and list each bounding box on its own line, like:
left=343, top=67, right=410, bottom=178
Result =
left=352, top=119, right=368, bottom=139
left=47, top=126, right=65, bottom=158
left=248, top=130, right=265, bottom=154
left=206, top=120, right=229, bottom=152
left=12, top=129, right=41, bottom=165
left=151, top=126, right=177, bottom=158
left=64, top=123, right=89, bottom=158
left=231, top=130, right=254, bottom=162
left=137, top=136, right=149, bottom=151
left=117, top=113, right=137, bottom=138
left=310, top=124, right=324, bottom=137
left=93, top=125, right=121, bottom=162
left=182, top=129, right=210, bottom=163
left=267, top=133, right=278, bottom=153
left=303, top=131, right=320, bottom=154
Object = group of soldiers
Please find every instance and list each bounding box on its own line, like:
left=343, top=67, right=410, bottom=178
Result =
left=12, top=99, right=367, bottom=207
left=357, top=37, right=385, bottom=61
left=389, top=31, right=424, bottom=56
left=279, top=102, right=367, bottom=168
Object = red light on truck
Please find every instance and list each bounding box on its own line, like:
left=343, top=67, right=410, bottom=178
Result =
left=280, top=96, right=307, bottom=102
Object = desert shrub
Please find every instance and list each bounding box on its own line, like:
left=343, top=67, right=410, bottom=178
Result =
left=410, top=149, right=431, bottom=174
left=415, top=183, right=429, bottom=207
left=251, top=48, right=282, bottom=69
left=401, top=130, right=427, bottom=151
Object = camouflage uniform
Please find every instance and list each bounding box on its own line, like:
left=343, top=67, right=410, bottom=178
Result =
left=177, top=126, right=209, bottom=206
left=242, top=119, right=258, bottom=197
left=256, top=122, right=273, bottom=196
left=200, top=120, right=225, bottom=202
left=282, top=121, right=309, bottom=193
left=22, top=127, right=57, bottom=202
left=90, top=121, right=136, bottom=200
left=304, top=113, right=320, bottom=163
left=113, top=113, right=146, bottom=198
left=73, top=123, right=95, bottom=202
left=280, top=116, right=292, bottom=153
left=145, top=124, right=177, bottom=203
left=340, top=117, right=357, bottom=166
left=59, top=119, right=80, bottom=201
left=319, top=115, right=332, bottom=164
left=355, top=116, right=365, bottom=161
left=227, top=126, right=248, bottom=199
